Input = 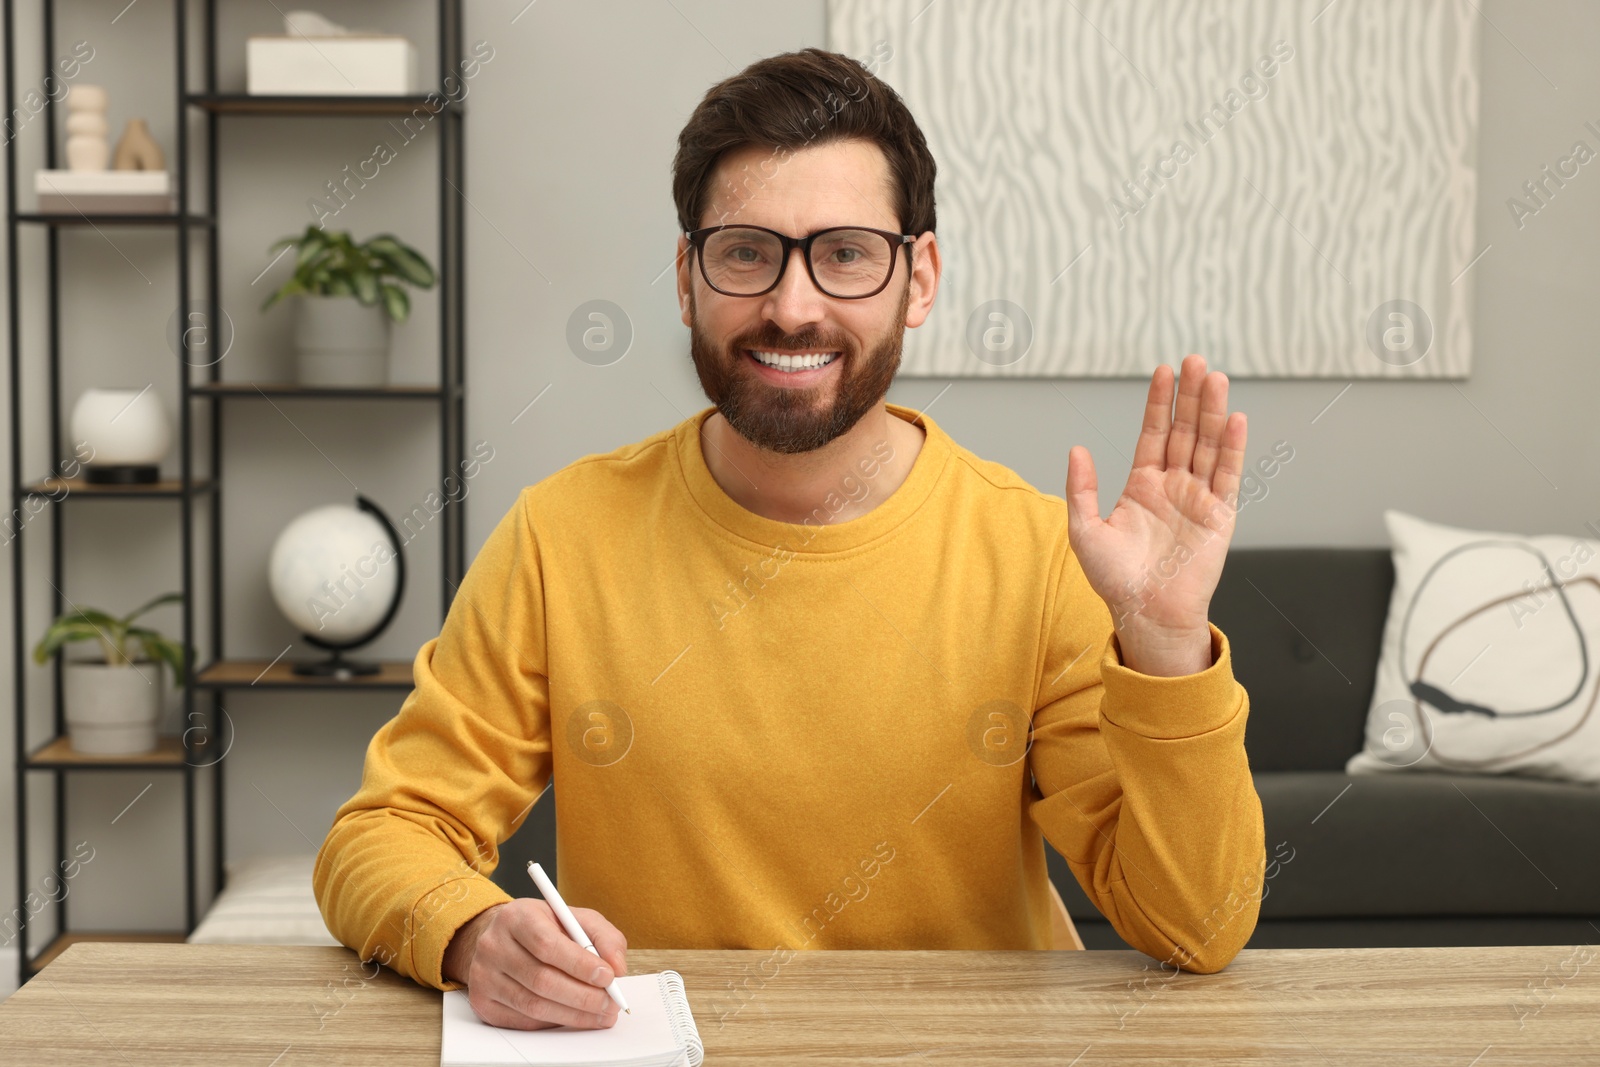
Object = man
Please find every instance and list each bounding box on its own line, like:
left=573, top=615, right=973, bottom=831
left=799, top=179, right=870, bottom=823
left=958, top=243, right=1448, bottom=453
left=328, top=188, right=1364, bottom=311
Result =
left=313, top=47, right=1264, bottom=1033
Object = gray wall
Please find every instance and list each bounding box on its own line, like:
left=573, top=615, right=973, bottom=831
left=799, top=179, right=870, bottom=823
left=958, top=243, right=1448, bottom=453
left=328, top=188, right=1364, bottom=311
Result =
left=2, top=0, right=1597, bottom=944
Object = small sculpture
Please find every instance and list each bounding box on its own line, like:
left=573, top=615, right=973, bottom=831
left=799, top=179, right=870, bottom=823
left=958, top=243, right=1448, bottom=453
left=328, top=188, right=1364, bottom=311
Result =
left=113, top=118, right=165, bottom=170
left=64, top=83, right=109, bottom=171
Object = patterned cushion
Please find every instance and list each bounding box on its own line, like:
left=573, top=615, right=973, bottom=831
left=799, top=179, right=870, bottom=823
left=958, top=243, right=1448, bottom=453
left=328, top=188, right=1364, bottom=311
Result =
left=187, top=853, right=340, bottom=945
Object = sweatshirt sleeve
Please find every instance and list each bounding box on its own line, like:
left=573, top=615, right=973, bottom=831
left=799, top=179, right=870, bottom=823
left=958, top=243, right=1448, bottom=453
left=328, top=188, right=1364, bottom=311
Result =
left=312, top=486, right=553, bottom=992
left=1026, top=532, right=1266, bottom=973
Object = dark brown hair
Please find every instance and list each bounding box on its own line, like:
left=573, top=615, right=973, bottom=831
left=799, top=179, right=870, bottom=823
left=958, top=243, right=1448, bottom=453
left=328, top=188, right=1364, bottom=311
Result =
left=671, top=46, right=937, bottom=246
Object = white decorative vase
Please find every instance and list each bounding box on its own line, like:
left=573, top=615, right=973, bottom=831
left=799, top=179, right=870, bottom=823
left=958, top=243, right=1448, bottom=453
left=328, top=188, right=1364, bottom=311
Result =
left=64, top=84, right=110, bottom=172
left=70, top=386, right=172, bottom=484
left=64, top=660, right=163, bottom=756
left=293, top=296, right=390, bottom=387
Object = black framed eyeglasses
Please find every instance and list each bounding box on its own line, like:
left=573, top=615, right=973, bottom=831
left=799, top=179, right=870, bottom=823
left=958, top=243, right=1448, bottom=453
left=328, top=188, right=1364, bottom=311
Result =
left=684, top=224, right=915, bottom=299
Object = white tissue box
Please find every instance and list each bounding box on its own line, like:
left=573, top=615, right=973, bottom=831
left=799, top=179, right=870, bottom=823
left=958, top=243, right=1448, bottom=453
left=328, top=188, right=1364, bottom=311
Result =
left=247, top=36, right=418, bottom=95
left=35, top=169, right=174, bottom=213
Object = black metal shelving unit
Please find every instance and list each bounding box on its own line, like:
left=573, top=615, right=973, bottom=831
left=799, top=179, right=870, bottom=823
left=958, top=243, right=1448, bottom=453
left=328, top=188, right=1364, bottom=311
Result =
left=7, top=0, right=466, bottom=986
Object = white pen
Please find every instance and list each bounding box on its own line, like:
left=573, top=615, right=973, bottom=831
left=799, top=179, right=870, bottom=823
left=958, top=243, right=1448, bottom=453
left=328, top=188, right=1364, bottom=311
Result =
left=527, top=861, right=631, bottom=1015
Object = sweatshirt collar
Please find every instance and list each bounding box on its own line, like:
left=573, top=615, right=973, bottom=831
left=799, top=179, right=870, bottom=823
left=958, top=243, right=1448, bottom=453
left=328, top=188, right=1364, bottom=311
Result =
left=674, top=402, right=951, bottom=555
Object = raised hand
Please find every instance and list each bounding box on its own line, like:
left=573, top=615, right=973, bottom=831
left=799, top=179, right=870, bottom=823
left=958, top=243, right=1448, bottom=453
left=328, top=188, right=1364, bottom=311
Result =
left=1064, top=353, right=1247, bottom=677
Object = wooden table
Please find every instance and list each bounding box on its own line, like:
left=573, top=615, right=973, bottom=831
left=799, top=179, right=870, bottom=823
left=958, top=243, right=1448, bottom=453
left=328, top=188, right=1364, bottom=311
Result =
left=1, top=942, right=1595, bottom=1064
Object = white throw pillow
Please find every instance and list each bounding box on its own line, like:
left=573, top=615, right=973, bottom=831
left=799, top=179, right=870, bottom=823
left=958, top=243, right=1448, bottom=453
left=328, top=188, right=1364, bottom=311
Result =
left=1347, top=509, right=1600, bottom=784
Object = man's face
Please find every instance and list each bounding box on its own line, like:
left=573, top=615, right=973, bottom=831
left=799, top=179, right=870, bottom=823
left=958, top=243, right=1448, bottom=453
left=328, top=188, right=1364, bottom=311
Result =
left=678, top=138, right=935, bottom=455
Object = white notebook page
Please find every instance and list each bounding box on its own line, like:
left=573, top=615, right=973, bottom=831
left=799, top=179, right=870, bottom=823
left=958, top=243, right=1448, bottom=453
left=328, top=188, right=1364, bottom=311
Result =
left=441, top=971, right=701, bottom=1067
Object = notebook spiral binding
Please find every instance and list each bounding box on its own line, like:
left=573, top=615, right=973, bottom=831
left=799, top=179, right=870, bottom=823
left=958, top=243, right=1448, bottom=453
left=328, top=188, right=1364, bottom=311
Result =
left=659, top=970, right=705, bottom=1067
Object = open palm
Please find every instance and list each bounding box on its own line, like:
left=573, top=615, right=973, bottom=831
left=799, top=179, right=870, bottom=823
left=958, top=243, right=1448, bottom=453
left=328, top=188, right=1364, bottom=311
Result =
left=1065, top=354, right=1247, bottom=641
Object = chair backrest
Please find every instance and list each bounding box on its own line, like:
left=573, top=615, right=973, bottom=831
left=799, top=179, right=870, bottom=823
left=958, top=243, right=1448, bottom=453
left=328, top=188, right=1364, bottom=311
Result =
left=1207, top=547, right=1394, bottom=772
left=1047, top=878, right=1084, bottom=950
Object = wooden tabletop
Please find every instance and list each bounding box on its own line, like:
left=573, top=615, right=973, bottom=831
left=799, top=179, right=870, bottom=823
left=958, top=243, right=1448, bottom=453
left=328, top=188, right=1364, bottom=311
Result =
left=0, top=942, right=1594, bottom=1065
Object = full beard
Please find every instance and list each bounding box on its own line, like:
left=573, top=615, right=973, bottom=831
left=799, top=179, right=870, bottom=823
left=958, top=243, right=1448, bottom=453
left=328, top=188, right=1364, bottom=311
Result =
left=688, top=279, right=911, bottom=455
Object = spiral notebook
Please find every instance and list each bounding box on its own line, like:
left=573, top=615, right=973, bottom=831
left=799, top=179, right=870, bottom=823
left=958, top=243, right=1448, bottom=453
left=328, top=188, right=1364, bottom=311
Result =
left=441, top=970, right=703, bottom=1067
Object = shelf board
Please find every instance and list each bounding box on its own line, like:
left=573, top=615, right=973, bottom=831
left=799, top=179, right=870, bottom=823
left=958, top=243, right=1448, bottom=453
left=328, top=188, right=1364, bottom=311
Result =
left=27, top=930, right=190, bottom=973
left=195, top=658, right=415, bottom=689
left=189, top=381, right=445, bottom=399
left=13, top=212, right=214, bottom=227
left=187, top=93, right=455, bottom=116
left=18, top=476, right=214, bottom=498
left=26, top=735, right=188, bottom=769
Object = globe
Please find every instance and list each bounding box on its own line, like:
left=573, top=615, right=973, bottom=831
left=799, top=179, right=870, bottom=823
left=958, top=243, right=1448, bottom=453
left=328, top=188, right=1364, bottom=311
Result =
left=268, top=502, right=403, bottom=647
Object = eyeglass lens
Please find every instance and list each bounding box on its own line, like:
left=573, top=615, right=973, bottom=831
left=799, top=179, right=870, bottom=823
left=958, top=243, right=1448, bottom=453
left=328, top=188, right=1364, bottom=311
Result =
left=701, top=228, right=893, bottom=297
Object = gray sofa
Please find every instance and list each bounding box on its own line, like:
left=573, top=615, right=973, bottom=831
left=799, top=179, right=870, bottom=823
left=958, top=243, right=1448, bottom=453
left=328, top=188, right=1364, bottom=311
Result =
left=492, top=547, right=1600, bottom=949
left=1054, top=547, right=1600, bottom=949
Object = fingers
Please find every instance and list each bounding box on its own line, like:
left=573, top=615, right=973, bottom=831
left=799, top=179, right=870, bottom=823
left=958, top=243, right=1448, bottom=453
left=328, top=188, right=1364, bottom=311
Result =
left=1064, top=444, right=1101, bottom=534
left=472, top=980, right=620, bottom=1031
left=516, top=906, right=618, bottom=993
left=1209, top=411, right=1248, bottom=517
left=1189, top=369, right=1231, bottom=484
left=1130, top=362, right=1176, bottom=472
left=1163, top=354, right=1208, bottom=473
left=573, top=906, right=629, bottom=979
left=479, top=901, right=624, bottom=1027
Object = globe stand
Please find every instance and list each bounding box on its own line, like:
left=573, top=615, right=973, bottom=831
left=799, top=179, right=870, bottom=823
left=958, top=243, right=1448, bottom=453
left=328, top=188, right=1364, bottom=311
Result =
left=84, top=463, right=161, bottom=485
left=281, top=494, right=408, bottom=681
left=291, top=647, right=382, bottom=678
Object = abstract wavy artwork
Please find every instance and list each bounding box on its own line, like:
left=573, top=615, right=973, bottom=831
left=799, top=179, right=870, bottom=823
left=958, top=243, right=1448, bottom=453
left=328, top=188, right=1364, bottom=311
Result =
left=826, top=0, right=1480, bottom=378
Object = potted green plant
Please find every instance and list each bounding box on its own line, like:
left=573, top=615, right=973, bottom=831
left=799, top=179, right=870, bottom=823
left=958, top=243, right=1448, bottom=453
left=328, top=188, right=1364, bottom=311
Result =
left=261, top=225, right=437, bottom=388
left=32, top=592, right=189, bottom=756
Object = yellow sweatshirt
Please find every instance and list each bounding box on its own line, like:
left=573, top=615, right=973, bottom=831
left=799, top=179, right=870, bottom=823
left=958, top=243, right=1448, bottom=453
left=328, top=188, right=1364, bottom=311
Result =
left=312, top=403, right=1266, bottom=992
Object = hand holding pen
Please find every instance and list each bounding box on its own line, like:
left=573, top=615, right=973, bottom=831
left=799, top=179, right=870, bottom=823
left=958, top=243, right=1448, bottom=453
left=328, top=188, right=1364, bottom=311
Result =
left=439, top=862, right=630, bottom=1030
left=528, top=862, right=631, bottom=1015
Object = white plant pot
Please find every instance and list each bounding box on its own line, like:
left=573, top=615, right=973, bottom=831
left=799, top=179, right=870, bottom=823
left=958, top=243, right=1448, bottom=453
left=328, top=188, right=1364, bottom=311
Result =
left=64, top=660, right=164, bottom=756
left=293, top=295, right=391, bottom=387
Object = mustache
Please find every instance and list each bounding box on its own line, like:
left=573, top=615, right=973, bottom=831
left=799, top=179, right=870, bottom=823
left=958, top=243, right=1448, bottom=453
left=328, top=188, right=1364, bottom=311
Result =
left=732, top=336, right=851, bottom=355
